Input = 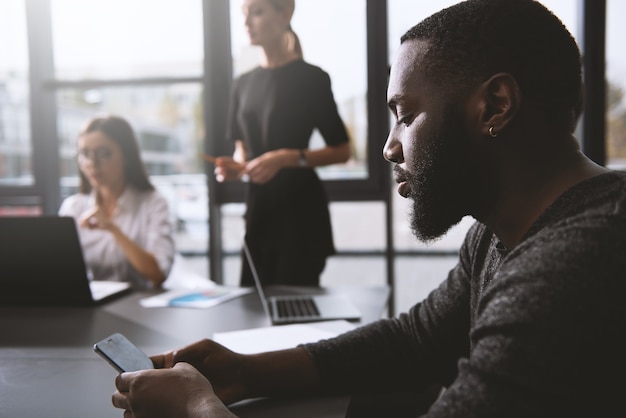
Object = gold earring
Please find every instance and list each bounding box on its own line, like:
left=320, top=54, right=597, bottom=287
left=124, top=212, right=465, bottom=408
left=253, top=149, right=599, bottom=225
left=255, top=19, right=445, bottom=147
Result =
left=489, top=126, right=497, bottom=138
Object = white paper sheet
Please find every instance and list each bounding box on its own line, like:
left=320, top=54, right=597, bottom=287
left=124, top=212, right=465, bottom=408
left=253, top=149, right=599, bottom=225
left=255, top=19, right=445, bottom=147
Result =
left=139, top=286, right=254, bottom=309
left=212, top=320, right=356, bottom=354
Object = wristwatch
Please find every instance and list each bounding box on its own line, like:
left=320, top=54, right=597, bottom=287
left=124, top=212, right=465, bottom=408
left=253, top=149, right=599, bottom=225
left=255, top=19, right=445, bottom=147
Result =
left=298, top=149, right=308, bottom=167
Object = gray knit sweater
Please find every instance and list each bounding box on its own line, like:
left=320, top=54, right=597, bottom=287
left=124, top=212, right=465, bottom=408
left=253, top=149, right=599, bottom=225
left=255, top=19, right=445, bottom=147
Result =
left=303, top=172, right=626, bottom=417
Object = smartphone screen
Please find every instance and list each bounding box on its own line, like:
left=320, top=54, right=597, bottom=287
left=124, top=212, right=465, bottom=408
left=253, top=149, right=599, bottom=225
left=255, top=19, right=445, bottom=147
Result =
left=93, top=333, right=154, bottom=373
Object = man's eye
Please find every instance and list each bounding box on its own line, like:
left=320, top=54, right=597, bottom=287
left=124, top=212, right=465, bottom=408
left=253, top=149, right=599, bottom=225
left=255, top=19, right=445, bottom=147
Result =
left=397, top=115, right=413, bottom=127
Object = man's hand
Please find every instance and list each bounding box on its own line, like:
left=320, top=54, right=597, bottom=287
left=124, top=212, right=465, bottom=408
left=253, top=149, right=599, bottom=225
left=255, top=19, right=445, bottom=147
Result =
left=112, top=362, right=237, bottom=418
left=152, top=338, right=247, bottom=405
left=146, top=339, right=319, bottom=408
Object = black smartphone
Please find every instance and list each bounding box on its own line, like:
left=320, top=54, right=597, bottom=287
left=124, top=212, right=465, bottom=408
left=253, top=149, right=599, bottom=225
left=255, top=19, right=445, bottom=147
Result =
left=93, top=333, right=154, bottom=373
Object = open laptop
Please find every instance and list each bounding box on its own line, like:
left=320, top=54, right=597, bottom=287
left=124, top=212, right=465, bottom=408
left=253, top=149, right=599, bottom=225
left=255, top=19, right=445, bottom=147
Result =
left=0, top=216, right=131, bottom=306
left=242, top=240, right=361, bottom=325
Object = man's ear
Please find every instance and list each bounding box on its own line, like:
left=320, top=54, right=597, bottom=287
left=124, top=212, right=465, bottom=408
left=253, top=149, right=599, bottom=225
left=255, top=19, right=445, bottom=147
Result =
left=476, top=73, right=521, bottom=137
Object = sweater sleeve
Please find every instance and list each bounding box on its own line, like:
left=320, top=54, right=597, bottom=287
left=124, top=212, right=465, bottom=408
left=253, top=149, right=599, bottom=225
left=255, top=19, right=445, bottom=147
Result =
left=301, top=225, right=477, bottom=394
left=428, top=213, right=626, bottom=417
left=305, top=174, right=626, bottom=416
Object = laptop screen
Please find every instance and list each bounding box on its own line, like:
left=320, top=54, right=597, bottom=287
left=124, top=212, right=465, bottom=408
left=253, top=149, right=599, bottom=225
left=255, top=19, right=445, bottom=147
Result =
left=0, top=216, right=125, bottom=306
left=242, top=239, right=273, bottom=321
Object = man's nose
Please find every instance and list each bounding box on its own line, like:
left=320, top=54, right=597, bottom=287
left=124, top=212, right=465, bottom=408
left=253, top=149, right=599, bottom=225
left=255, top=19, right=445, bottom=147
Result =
left=383, top=133, right=403, bottom=164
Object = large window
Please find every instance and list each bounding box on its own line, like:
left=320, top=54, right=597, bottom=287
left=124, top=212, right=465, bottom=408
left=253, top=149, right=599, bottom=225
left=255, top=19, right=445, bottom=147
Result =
left=222, top=0, right=378, bottom=262
left=606, top=0, right=626, bottom=169
left=49, top=0, right=207, bottom=254
left=0, top=0, right=617, bottom=304
left=51, top=0, right=203, bottom=80
left=0, top=0, right=31, bottom=187
left=229, top=0, right=368, bottom=180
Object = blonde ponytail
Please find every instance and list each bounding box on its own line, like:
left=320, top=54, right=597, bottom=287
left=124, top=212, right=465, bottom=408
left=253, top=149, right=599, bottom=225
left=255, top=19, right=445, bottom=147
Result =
left=286, top=24, right=303, bottom=59
left=268, top=0, right=303, bottom=58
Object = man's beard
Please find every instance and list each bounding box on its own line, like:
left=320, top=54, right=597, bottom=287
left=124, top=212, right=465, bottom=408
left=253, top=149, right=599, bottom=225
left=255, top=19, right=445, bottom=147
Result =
left=405, top=106, right=480, bottom=243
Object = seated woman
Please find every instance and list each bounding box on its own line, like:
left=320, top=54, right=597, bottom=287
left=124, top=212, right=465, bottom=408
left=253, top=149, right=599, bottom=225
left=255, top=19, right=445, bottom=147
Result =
left=59, top=115, right=175, bottom=289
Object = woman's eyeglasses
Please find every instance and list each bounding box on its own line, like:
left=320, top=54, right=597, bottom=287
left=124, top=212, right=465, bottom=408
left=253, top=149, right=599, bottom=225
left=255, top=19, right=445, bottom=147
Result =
left=76, top=148, right=114, bottom=165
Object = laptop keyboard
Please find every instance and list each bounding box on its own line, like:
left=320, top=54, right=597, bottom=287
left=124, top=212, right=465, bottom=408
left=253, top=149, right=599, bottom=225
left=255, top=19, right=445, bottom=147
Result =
left=275, top=296, right=320, bottom=318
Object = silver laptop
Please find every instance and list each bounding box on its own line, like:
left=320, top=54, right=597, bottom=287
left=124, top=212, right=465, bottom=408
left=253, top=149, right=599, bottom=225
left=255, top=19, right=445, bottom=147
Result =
left=0, top=216, right=131, bottom=306
left=242, top=240, right=361, bottom=325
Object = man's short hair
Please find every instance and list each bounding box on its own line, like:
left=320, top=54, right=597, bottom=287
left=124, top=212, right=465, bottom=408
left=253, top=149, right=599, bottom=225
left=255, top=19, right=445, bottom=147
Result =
left=402, top=0, right=583, bottom=132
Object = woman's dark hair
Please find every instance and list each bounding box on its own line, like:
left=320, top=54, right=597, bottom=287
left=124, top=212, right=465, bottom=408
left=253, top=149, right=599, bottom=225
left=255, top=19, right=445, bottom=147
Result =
left=401, top=0, right=583, bottom=133
left=78, top=115, right=154, bottom=193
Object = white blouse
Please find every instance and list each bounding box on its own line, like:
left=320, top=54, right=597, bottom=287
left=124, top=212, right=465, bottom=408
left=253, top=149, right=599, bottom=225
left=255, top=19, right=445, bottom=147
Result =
left=58, top=187, right=175, bottom=289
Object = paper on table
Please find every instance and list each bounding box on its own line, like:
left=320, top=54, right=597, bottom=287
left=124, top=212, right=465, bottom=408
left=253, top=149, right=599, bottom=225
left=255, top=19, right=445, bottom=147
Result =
left=140, top=286, right=253, bottom=309
left=212, top=320, right=356, bottom=354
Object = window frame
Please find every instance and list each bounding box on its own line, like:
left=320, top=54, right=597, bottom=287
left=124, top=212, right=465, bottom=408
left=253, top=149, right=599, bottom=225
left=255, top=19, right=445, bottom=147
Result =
left=1, top=0, right=608, bottom=303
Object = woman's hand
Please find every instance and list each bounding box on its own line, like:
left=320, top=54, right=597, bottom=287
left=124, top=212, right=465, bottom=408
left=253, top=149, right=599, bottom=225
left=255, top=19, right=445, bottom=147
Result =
left=245, top=149, right=297, bottom=184
left=214, top=157, right=247, bottom=182
left=78, top=191, right=166, bottom=287
left=79, top=203, right=115, bottom=231
left=112, top=362, right=237, bottom=418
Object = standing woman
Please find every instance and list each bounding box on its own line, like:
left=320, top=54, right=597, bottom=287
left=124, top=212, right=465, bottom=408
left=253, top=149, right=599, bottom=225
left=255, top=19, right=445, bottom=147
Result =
left=215, top=0, right=350, bottom=287
left=59, top=115, right=175, bottom=289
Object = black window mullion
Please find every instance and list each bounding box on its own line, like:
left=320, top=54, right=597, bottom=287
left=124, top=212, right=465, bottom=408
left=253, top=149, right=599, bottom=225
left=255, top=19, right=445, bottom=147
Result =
left=203, top=0, right=233, bottom=284
left=26, top=0, right=59, bottom=214
left=580, top=0, right=607, bottom=166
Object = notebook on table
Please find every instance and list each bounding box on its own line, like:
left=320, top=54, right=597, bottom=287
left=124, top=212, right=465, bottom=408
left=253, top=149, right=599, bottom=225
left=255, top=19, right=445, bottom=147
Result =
left=242, top=240, right=361, bottom=325
left=0, top=216, right=131, bottom=306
